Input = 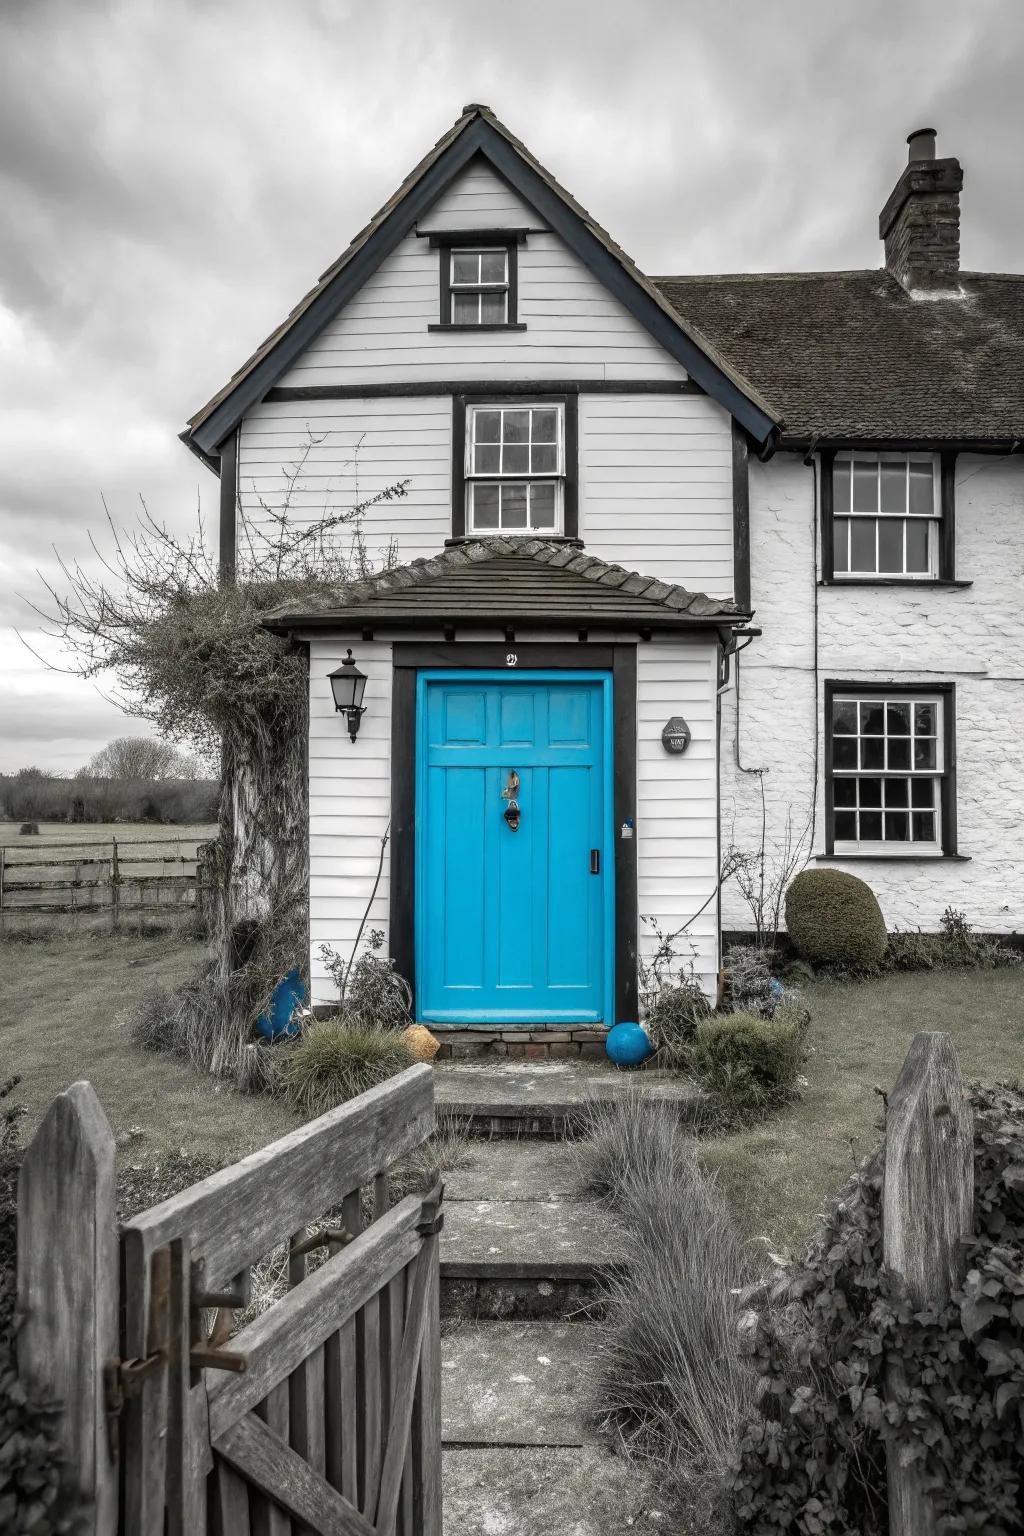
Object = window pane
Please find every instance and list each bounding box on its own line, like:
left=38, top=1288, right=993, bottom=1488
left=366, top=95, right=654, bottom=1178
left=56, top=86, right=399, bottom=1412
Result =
left=475, top=411, right=501, bottom=443
left=860, top=811, right=883, bottom=841
left=859, top=777, right=883, bottom=807
left=533, top=409, right=558, bottom=442
left=862, top=737, right=885, bottom=770
left=833, top=699, right=857, bottom=734
left=835, top=811, right=857, bottom=840
left=911, top=778, right=934, bottom=808
left=530, top=483, right=556, bottom=528
left=888, top=738, right=911, bottom=771
left=850, top=518, right=876, bottom=571
left=887, top=701, right=911, bottom=734
left=880, top=461, right=906, bottom=514
left=502, top=444, right=529, bottom=474
left=912, top=811, right=936, bottom=841
left=886, top=811, right=910, bottom=841
left=908, top=461, right=934, bottom=515
left=503, top=411, right=530, bottom=444
left=914, top=702, right=936, bottom=735
left=833, top=517, right=850, bottom=571
left=885, top=778, right=909, bottom=807
left=452, top=292, right=478, bottom=323
left=906, top=519, right=929, bottom=572
left=473, top=484, right=499, bottom=529
left=479, top=250, right=506, bottom=283
left=860, top=702, right=884, bottom=734
left=531, top=443, right=557, bottom=473
left=833, top=460, right=851, bottom=511
left=451, top=252, right=479, bottom=284
left=852, top=461, right=877, bottom=513
left=914, top=738, right=937, bottom=770
left=474, top=445, right=500, bottom=474
left=878, top=518, right=903, bottom=572
left=501, top=483, right=528, bottom=529
left=480, top=291, right=507, bottom=324
left=833, top=737, right=857, bottom=769
left=834, top=778, right=857, bottom=807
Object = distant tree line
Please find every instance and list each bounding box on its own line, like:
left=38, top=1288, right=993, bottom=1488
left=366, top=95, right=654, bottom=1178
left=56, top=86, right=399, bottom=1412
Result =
left=1, top=737, right=218, bottom=825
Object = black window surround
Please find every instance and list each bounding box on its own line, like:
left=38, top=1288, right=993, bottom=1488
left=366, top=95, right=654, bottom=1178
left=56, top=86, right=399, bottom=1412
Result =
left=819, top=448, right=965, bottom=585
left=823, top=679, right=957, bottom=858
left=429, top=230, right=525, bottom=331
left=451, top=392, right=579, bottom=540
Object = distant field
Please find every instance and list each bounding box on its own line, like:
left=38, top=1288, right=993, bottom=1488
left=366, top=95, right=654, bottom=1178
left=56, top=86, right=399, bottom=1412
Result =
left=0, top=821, right=217, bottom=853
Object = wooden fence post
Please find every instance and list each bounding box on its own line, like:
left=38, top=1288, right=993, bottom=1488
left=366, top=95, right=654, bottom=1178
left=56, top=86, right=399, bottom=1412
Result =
left=0, top=844, right=5, bottom=936
left=110, top=837, right=120, bottom=930
left=16, top=1081, right=119, bottom=1534
left=883, top=1031, right=973, bottom=1536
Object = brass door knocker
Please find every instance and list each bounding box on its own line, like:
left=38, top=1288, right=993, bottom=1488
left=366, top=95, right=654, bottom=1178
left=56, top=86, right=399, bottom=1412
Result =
left=501, top=769, right=521, bottom=831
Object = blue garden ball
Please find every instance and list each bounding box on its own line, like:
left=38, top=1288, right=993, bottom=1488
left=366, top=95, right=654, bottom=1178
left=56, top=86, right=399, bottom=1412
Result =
left=605, top=1021, right=653, bottom=1067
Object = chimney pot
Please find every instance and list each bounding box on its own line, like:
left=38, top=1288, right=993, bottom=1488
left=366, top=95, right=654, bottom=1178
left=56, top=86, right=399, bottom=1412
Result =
left=907, top=127, right=937, bottom=162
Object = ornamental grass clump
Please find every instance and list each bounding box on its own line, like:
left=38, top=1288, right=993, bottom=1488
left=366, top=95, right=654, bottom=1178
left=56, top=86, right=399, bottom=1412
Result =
left=276, top=1020, right=414, bottom=1118
left=573, top=1095, right=760, bottom=1528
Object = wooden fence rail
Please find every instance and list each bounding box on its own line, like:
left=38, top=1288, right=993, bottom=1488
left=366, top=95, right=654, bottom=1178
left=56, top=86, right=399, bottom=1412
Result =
left=16, top=1066, right=441, bottom=1536
left=0, top=836, right=209, bottom=926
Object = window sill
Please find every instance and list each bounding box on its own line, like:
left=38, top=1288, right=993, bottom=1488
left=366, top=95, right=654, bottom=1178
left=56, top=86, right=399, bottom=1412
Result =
left=815, top=853, right=971, bottom=863
left=819, top=578, right=973, bottom=589
left=428, top=323, right=527, bottom=332
left=445, top=534, right=582, bottom=547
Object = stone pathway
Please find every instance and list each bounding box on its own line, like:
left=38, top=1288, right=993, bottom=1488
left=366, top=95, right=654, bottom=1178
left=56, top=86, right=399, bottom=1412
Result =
left=436, top=1062, right=687, bottom=1534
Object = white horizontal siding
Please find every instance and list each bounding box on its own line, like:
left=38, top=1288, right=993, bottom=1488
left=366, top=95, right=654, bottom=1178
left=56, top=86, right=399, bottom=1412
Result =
left=416, top=159, right=543, bottom=232
left=237, top=397, right=452, bottom=568
left=276, top=163, right=687, bottom=386
left=636, top=637, right=721, bottom=1001
left=308, top=638, right=394, bottom=1009
left=579, top=394, right=734, bottom=595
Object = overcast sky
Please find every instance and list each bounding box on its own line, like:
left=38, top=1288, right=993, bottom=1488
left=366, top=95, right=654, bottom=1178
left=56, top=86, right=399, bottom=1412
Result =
left=1, top=0, right=1021, bottom=773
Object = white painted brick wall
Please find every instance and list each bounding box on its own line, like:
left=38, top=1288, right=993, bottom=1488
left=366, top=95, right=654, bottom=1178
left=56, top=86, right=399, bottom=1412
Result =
left=720, top=452, right=1024, bottom=936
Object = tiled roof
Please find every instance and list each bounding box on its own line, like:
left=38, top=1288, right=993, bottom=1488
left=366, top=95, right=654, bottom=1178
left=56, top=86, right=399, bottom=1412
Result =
left=653, top=270, right=1024, bottom=443
left=263, top=538, right=748, bottom=632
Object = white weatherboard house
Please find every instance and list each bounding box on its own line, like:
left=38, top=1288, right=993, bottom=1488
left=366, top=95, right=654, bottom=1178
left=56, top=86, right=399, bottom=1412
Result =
left=182, top=108, right=1024, bottom=1048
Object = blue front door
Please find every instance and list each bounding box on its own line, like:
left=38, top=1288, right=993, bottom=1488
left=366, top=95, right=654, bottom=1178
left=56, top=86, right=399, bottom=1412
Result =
left=416, top=671, right=613, bottom=1024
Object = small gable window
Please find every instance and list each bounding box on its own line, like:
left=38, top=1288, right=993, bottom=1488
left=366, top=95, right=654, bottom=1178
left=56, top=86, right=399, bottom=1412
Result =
left=431, top=235, right=522, bottom=330
left=825, top=682, right=956, bottom=857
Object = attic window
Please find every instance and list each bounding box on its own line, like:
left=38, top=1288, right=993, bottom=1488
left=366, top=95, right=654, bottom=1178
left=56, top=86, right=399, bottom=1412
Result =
left=431, top=236, right=523, bottom=330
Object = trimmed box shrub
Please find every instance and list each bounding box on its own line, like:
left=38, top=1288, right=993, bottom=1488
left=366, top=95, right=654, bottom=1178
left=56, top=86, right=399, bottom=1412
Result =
left=785, top=868, right=887, bottom=970
left=691, top=1009, right=805, bottom=1109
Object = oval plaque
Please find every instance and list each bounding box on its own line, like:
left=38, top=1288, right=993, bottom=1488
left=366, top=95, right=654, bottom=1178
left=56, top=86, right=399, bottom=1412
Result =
left=662, top=715, right=691, bottom=754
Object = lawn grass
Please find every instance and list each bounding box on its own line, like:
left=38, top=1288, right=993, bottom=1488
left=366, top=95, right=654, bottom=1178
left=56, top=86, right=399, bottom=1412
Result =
left=703, top=966, right=1024, bottom=1254
left=1, top=932, right=297, bottom=1164
left=0, top=820, right=217, bottom=850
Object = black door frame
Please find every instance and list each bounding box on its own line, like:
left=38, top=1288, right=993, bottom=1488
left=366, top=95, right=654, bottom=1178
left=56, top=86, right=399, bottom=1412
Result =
left=389, top=641, right=639, bottom=1024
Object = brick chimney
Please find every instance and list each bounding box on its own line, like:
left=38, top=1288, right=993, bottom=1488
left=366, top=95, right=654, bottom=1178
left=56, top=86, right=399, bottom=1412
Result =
left=879, top=128, right=963, bottom=294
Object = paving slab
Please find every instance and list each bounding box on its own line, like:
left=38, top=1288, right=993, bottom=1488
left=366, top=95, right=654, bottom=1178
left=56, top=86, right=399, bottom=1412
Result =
left=435, top=1060, right=701, bottom=1135
left=445, top=1139, right=580, bottom=1202
left=441, top=1196, right=621, bottom=1279
left=442, top=1445, right=669, bottom=1535
left=442, top=1321, right=596, bottom=1446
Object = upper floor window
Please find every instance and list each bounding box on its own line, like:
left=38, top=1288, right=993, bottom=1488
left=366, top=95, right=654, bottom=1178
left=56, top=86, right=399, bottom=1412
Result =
left=431, top=235, right=522, bottom=329
left=825, top=681, right=956, bottom=857
left=832, top=453, right=939, bottom=578
left=465, top=403, right=564, bottom=533
left=822, top=451, right=961, bottom=583
left=452, top=394, right=578, bottom=540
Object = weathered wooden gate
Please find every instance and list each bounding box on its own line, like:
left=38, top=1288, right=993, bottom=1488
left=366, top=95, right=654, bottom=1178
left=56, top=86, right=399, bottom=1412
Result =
left=17, top=1063, right=442, bottom=1536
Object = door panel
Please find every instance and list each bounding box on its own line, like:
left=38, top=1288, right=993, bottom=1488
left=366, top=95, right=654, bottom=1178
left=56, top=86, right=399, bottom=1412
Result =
left=417, top=672, right=612, bottom=1024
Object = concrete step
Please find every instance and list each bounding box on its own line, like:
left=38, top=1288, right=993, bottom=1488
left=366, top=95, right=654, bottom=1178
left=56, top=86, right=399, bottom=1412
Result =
left=441, top=1320, right=596, bottom=1447
left=435, top=1059, right=701, bottom=1137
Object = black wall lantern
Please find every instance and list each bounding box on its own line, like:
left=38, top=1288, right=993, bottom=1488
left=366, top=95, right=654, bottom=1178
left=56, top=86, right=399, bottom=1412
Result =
left=661, top=715, right=692, bottom=755
left=329, top=650, right=368, bottom=742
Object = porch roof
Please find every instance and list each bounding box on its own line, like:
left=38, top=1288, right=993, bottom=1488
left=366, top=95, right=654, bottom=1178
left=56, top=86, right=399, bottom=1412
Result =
left=262, top=539, right=750, bottom=634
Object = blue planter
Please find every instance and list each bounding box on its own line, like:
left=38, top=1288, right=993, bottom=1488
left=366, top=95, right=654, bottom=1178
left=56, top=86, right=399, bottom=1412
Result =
left=605, top=1021, right=653, bottom=1067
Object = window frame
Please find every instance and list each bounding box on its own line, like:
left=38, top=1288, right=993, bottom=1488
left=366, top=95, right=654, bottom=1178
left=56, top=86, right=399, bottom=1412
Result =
left=451, top=393, right=578, bottom=540
left=431, top=232, right=524, bottom=331
left=820, top=449, right=957, bottom=583
left=824, top=679, right=957, bottom=857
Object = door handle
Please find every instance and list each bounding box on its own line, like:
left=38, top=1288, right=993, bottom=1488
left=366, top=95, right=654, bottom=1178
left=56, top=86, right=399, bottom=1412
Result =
left=590, top=849, right=600, bottom=874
